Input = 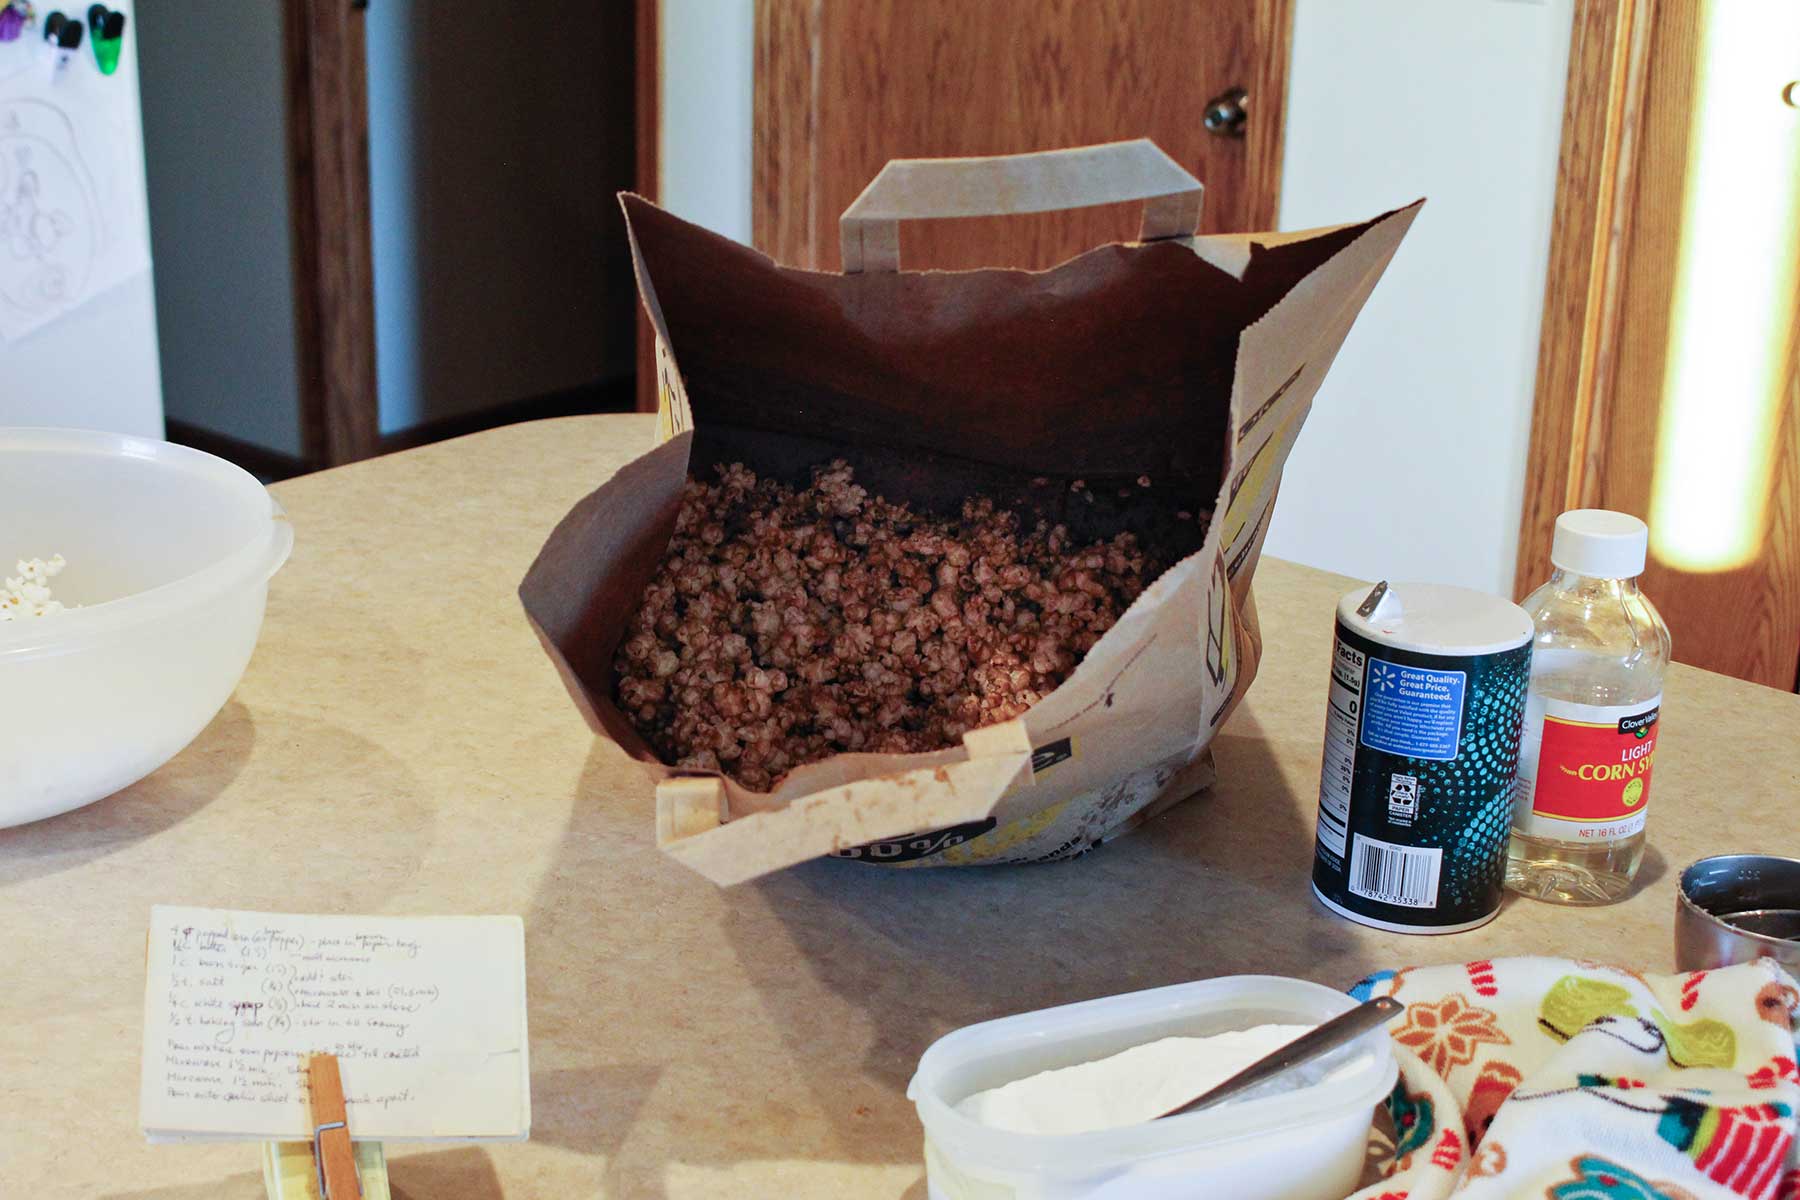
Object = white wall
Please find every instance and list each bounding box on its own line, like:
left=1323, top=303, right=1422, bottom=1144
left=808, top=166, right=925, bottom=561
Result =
left=138, top=0, right=302, bottom=457
left=1266, top=0, right=1574, bottom=595
left=1, top=269, right=164, bottom=439
left=658, top=0, right=754, bottom=242
left=365, top=4, right=419, bottom=438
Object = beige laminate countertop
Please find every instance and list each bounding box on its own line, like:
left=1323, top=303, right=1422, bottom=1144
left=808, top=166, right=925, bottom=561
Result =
left=3, top=415, right=1796, bottom=1199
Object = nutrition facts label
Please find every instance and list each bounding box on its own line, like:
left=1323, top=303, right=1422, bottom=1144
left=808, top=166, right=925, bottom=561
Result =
left=1316, top=636, right=1365, bottom=860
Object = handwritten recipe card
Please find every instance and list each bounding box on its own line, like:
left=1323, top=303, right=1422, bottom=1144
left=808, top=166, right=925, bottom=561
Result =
left=140, top=907, right=529, bottom=1142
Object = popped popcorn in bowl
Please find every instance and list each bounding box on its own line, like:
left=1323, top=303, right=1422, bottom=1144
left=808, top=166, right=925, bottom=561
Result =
left=0, top=556, right=70, bottom=621
left=2, top=427, right=294, bottom=828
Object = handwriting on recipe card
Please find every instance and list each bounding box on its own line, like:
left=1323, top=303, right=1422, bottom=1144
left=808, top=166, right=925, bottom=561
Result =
left=157, top=916, right=440, bottom=1114
left=143, top=906, right=526, bottom=1141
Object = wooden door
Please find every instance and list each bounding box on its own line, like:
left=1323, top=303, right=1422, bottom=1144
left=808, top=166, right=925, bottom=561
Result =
left=283, top=0, right=380, bottom=467
left=1520, top=0, right=1800, bottom=690
left=753, top=0, right=1292, bottom=273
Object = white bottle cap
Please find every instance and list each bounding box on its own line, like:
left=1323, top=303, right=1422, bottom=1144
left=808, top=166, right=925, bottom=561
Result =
left=1551, top=509, right=1648, bottom=578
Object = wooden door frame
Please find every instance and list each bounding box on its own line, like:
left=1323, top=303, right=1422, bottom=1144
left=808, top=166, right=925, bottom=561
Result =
left=283, top=0, right=381, bottom=467
left=1242, top=0, right=1293, bottom=234
left=1519, top=0, right=1800, bottom=689
left=1513, top=0, right=1655, bottom=594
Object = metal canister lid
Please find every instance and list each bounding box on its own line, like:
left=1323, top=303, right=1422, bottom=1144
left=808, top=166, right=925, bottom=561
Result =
left=1337, top=581, right=1533, bottom=657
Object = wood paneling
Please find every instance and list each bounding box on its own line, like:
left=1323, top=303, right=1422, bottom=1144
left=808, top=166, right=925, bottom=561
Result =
left=1519, top=0, right=1800, bottom=689
left=1241, top=0, right=1291, bottom=235
left=1612, top=8, right=1800, bottom=685
left=1763, top=368, right=1800, bottom=690
left=754, top=0, right=1293, bottom=273
left=282, top=0, right=380, bottom=467
left=753, top=0, right=821, bottom=268
left=635, top=0, right=660, bottom=414
left=1516, top=0, right=1654, bottom=593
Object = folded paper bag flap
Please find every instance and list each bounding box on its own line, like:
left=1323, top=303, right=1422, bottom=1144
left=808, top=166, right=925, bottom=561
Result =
left=959, top=717, right=1033, bottom=759
left=840, top=139, right=1204, bottom=273
left=657, top=776, right=730, bottom=844
left=656, top=721, right=1034, bottom=886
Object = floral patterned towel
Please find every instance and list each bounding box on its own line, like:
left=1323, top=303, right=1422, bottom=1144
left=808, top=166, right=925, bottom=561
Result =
left=1347, top=957, right=1800, bottom=1200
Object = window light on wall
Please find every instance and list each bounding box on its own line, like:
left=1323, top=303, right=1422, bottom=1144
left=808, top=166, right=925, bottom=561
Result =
left=1648, top=0, right=1800, bottom=572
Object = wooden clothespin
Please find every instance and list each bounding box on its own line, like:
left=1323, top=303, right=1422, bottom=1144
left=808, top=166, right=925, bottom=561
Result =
left=260, top=1055, right=388, bottom=1199
left=307, top=1054, right=363, bottom=1200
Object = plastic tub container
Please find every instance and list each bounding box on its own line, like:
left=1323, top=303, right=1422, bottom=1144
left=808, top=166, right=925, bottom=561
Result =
left=909, top=976, right=1396, bottom=1200
left=0, top=428, right=293, bottom=826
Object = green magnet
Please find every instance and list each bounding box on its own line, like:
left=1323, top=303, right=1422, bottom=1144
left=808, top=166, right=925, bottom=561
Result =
left=87, top=3, right=121, bottom=74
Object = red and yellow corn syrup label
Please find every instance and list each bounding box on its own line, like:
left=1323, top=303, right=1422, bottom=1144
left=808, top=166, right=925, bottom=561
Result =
left=1530, top=703, right=1659, bottom=830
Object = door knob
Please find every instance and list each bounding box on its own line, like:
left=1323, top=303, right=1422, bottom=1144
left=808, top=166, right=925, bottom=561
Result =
left=1204, top=87, right=1249, bottom=137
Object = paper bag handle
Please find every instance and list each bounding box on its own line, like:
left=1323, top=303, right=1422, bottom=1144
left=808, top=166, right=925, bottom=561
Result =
left=839, top=138, right=1203, bottom=274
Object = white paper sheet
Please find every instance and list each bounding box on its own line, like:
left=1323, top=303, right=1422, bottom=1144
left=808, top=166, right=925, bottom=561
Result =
left=0, top=18, right=152, bottom=341
left=139, top=907, right=531, bottom=1143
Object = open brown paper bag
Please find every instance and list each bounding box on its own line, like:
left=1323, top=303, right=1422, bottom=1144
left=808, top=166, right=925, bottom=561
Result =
left=521, top=140, right=1420, bottom=886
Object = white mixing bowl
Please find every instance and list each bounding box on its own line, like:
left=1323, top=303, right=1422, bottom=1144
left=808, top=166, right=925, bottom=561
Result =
left=0, top=428, right=294, bottom=826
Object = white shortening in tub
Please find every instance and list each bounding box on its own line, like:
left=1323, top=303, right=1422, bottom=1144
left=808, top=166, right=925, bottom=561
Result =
left=909, top=975, right=1397, bottom=1200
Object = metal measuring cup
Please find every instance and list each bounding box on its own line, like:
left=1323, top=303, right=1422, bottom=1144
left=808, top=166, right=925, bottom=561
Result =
left=1675, top=854, right=1800, bottom=973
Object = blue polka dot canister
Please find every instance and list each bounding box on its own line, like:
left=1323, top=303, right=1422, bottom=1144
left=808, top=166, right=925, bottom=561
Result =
left=1312, top=581, right=1533, bottom=934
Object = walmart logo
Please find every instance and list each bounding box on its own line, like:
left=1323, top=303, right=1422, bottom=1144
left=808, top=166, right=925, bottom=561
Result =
left=1370, top=663, right=1399, bottom=693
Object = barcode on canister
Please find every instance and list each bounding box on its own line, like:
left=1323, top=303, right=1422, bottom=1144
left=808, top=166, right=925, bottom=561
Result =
left=1347, top=835, right=1442, bottom=909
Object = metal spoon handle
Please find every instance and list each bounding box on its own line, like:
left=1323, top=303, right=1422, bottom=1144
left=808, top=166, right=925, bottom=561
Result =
left=1157, top=995, right=1404, bottom=1120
